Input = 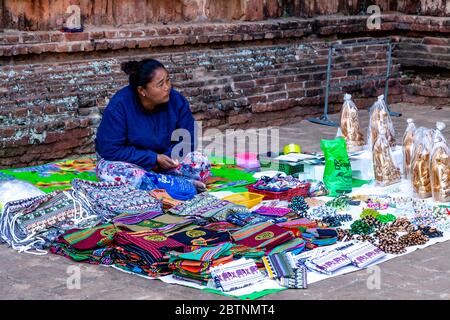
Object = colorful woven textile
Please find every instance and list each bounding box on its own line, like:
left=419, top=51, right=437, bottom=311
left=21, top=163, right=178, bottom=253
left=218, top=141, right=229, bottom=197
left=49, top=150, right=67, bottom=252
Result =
left=152, top=214, right=190, bottom=225
left=168, top=242, right=234, bottom=285
left=202, top=222, right=241, bottom=232
left=168, top=242, right=233, bottom=263
left=50, top=243, right=114, bottom=264
left=168, top=151, right=211, bottom=182
left=110, top=229, right=187, bottom=277
left=71, top=179, right=162, bottom=221
left=276, top=218, right=317, bottom=228
left=231, top=221, right=295, bottom=252
left=171, top=269, right=212, bottom=285
left=226, top=211, right=288, bottom=227
left=169, top=192, right=248, bottom=221
left=305, top=249, right=351, bottom=275
left=50, top=223, right=118, bottom=264
left=254, top=206, right=291, bottom=217
left=301, top=228, right=338, bottom=249
left=276, top=266, right=308, bottom=289
left=113, top=211, right=162, bottom=225
left=149, top=189, right=182, bottom=209
left=0, top=190, right=99, bottom=253
left=338, top=241, right=386, bottom=268
left=112, top=246, right=173, bottom=277
left=262, top=253, right=296, bottom=279
left=169, top=254, right=233, bottom=275
left=114, top=218, right=192, bottom=234
left=114, top=230, right=186, bottom=261
left=230, top=245, right=266, bottom=259
left=168, top=227, right=231, bottom=247
left=56, top=223, right=119, bottom=251
left=210, top=258, right=265, bottom=292
left=266, top=238, right=306, bottom=255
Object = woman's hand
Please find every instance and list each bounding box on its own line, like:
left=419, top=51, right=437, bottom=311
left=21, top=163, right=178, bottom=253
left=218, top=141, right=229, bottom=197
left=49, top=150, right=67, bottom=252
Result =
left=192, top=180, right=207, bottom=192
left=157, top=154, right=179, bottom=170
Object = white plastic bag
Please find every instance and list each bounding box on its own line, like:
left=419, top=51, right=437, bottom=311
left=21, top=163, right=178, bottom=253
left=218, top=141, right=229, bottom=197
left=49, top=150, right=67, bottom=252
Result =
left=0, top=179, right=45, bottom=211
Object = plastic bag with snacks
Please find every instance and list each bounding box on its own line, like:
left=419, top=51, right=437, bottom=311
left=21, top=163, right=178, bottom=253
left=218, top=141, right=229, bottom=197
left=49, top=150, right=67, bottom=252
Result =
left=402, top=118, right=416, bottom=179
left=340, top=93, right=365, bottom=152
left=430, top=122, right=450, bottom=202
left=372, top=126, right=401, bottom=187
left=410, top=127, right=434, bottom=198
left=368, top=95, right=396, bottom=149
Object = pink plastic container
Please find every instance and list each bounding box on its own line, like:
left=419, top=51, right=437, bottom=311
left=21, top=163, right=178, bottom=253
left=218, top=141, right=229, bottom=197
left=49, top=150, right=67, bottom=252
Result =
left=236, top=152, right=260, bottom=169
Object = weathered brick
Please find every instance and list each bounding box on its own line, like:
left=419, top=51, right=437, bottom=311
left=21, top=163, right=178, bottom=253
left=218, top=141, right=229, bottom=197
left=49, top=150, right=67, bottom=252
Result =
left=248, top=95, right=268, bottom=104
left=267, top=92, right=287, bottom=101
left=234, top=81, right=256, bottom=89
left=89, top=31, right=105, bottom=40
left=64, top=32, right=89, bottom=42
left=137, top=39, right=152, bottom=48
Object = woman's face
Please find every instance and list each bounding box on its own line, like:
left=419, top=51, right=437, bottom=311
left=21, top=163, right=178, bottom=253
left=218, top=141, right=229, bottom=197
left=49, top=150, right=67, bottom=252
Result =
left=138, top=68, right=171, bottom=108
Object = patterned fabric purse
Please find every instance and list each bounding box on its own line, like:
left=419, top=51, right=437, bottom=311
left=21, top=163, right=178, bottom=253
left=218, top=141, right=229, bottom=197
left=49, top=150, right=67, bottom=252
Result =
left=169, top=192, right=248, bottom=221
left=0, top=190, right=100, bottom=254
left=71, top=179, right=162, bottom=221
left=231, top=221, right=295, bottom=252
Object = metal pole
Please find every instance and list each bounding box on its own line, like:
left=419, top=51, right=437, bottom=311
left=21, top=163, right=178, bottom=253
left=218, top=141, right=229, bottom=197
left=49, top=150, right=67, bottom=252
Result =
left=323, top=46, right=333, bottom=118
left=384, top=42, right=391, bottom=103
left=385, top=41, right=401, bottom=117
left=307, top=46, right=338, bottom=126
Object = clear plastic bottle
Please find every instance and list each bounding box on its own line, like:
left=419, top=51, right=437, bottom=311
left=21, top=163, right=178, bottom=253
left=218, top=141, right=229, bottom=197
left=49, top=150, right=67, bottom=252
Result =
left=402, top=118, right=416, bottom=179
left=430, top=122, right=450, bottom=202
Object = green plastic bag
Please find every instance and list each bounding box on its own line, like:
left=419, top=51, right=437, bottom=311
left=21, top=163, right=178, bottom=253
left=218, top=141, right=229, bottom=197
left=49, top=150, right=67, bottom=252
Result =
left=320, top=137, right=352, bottom=196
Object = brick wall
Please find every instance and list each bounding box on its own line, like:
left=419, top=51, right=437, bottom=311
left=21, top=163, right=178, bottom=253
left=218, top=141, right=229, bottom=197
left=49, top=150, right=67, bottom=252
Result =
left=3, top=0, right=450, bottom=32
left=394, top=16, right=450, bottom=106
left=2, top=12, right=450, bottom=168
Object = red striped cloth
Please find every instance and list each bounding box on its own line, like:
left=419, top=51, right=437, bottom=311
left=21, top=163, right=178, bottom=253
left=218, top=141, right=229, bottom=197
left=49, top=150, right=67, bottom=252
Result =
left=231, top=221, right=294, bottom=251
left=114, top=230, right=186, bottom=260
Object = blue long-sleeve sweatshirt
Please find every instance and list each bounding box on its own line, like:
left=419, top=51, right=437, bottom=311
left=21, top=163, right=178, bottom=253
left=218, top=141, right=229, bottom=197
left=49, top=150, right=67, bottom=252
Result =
left=95, top=86, right=196, bottom=171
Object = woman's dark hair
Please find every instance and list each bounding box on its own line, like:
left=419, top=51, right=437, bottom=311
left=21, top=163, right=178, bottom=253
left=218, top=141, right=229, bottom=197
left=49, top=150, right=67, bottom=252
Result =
left=121, top=58, right=166, bottom=92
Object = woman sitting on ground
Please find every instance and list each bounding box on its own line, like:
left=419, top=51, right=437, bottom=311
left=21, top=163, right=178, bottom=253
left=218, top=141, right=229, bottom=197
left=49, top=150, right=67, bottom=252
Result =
left=95, top=58, right=208, bottom=195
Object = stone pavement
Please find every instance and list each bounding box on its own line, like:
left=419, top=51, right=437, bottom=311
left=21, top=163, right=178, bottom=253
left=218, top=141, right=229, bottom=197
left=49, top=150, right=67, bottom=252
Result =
left=1, top=103, right=449, bottom=300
